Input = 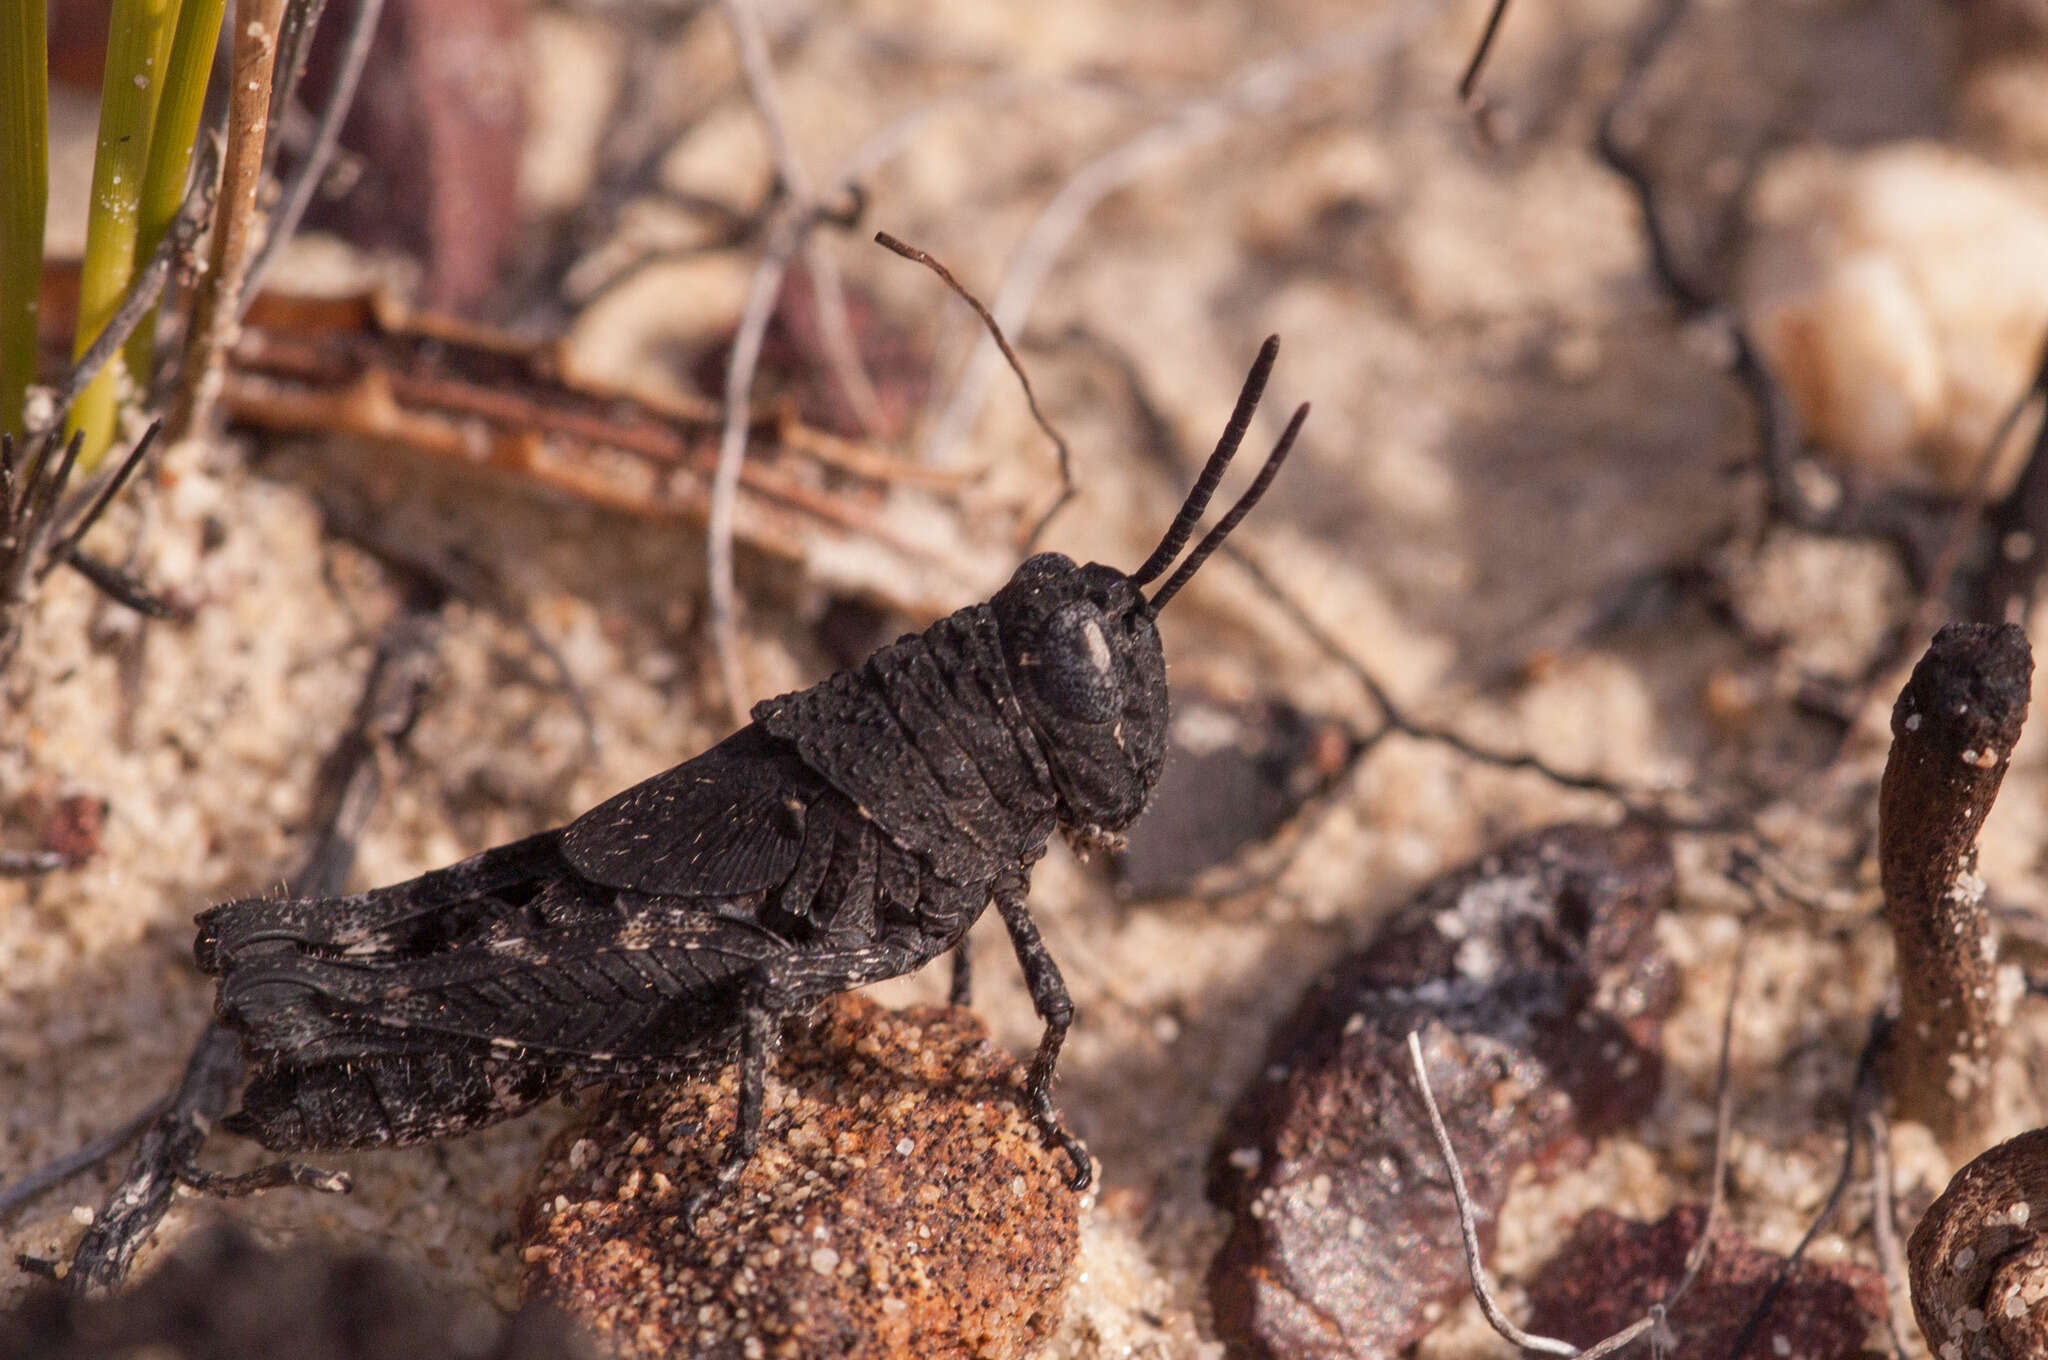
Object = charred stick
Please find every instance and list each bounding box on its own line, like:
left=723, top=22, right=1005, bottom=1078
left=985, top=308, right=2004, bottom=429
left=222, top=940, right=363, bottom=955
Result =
left=1879, top=622, right=2031, bottom=1155
left=1456, top=0, right=1515, bottom=105
left=59, top=1028, right=248, bottom=1294
left=875, top=231, right=1076, bottom=547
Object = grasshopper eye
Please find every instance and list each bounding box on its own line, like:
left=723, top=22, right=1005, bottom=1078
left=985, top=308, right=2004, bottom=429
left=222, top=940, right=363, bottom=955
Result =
left=1041, top=600, right=1119, bottom=723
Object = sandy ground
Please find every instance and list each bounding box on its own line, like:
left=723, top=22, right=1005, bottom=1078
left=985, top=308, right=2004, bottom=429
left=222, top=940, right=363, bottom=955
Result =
left=10, top=0, right=2048, bottom=1355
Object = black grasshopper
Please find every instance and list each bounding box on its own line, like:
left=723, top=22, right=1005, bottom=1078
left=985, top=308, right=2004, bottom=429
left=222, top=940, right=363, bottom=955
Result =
left=195, top=338, right=1307, bottom=1196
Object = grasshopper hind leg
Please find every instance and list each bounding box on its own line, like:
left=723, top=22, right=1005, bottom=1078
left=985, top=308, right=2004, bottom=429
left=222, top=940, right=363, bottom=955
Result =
left=678, top=936, right=926, bottom=1226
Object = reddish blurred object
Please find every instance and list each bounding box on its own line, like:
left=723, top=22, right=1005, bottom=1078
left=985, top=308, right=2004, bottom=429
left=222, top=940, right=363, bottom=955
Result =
left=692, top=261, right=932, bottom=441
left=296, top=0, right=527, bottom=311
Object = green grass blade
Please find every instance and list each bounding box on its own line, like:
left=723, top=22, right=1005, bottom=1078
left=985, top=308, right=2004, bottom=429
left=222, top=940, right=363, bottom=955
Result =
left=0, top=0, right=48, bottom=438
left=127, top=0, right=224, bottom=387
left=68, top=0, right=184, bottom=470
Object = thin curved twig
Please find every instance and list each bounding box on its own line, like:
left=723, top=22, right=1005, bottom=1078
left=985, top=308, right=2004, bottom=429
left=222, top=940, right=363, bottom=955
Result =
left=1863, top=1101, right=1914, bottom=1360
left=706, top=209, right=801, bottom=726
left=1458, top=0, right=1516, bottom=104
left=1408, top=1032, right=1658, bottom=1359
left=874, top=231, right=1074, bottom=546
left=1723, top=1015, right=1886, bottom=1360
left=1225, top=539, right=1735, bottom=830
left=1662, top=918, right=1749, bottom=1312
left=704, top=0, right=882, bottom=724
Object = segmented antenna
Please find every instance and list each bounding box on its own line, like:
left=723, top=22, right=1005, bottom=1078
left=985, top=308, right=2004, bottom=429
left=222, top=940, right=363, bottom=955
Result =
left=1129, top=336, right=1281, bottom=588
left=1148, top=400, right=1309, bottom=611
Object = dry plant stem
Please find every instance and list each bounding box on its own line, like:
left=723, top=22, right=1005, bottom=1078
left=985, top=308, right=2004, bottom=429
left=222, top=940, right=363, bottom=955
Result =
left=1405, top=1032, right=1654, bottom=1359
left=262, top=0, right=331, bottom=179
left=240, top=0, right=387, bottom=315
left=1225, top=539, right=1731, bottom=827
left=64, top=595, right=446, bottom=1293
left=1879, top=623, right=2031, bottom=1155
left=874, top=232, right=1075, bottom=546
left=45, top=423, right=163, bottom=575
left=322, top=502, right=599, bottom=764
left=167, top=0, right=288, bottom=445
left=705, top=0, right=872, bottom=724
left=803, top=238, right=887, bottom=436
left=921, top=14, right=1416, bottom=466
left=1907, top=1126, right=2048, bottom=1360
left=60, top=1027, right=250, bottom=1294
left=1864, top=1103, right=1916, bottom=1360
left=0, top=1098, right=170, bottom=1221
left=707, top=211, right=799, bottom=726
left=1910, top=344, right=2046, bottom=639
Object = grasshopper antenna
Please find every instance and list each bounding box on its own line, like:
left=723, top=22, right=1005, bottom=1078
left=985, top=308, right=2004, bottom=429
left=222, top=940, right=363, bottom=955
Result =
left=1149, top=399, right=1308, bottom=611
left=1129, top=335, right=1281, bottom=588
left=874, top=230, right=1077, bottom=547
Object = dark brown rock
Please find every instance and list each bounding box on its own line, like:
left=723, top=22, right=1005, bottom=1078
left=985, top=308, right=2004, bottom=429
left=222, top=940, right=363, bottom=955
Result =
left=1207, top=821, right=1676, bottom=1360
left=521, top=994, right=1078, bottom=1359
left=300, top=0, right=527, bottom=312
left=1526, top=1205, right=1886, bottom=1359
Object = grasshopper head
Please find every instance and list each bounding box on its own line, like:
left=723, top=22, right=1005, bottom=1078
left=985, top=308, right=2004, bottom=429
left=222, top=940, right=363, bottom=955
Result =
left=994, top=338, right=1307, bottom=845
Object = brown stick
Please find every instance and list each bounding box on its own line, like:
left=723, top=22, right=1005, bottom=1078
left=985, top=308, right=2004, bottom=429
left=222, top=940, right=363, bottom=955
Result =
left=166, top=0, right=288, bottom=443
left=1880, top=622, right=2032, bottom=1155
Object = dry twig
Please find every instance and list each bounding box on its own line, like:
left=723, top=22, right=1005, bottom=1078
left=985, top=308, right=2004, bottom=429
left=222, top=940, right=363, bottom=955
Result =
left=1457, top=0, right=1516, bottom=105
left=0, top=1099, right=170, bottom=1223
left=0, top=422, right=169, bottom=673
left=1971, top=335, right=2048, bottom=627
left=1228, top=542, right=1733, bottom=829
left=1726, top=1017, right=1887, bottom=1360
left=1863, top=1101, right=1916, bottom=1360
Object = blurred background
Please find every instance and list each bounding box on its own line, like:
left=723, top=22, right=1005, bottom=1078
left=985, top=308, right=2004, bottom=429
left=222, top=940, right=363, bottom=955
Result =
left=8, top=0, right=2048, bottom=1354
